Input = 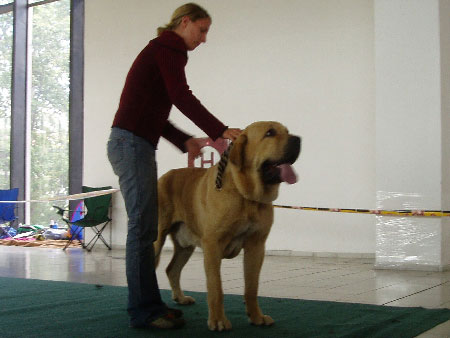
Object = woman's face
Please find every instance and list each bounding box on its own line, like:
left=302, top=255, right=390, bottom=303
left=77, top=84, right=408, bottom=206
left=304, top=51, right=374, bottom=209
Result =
left=178, top=17, right=211, bottom=51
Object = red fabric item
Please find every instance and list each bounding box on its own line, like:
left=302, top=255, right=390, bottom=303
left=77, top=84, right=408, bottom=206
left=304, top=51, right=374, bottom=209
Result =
left=112, top=31, right=227, bottom=152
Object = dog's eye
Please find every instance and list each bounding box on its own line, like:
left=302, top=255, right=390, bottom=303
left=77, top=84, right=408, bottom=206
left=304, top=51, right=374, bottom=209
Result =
left=265, top=129, right=276, bottom=137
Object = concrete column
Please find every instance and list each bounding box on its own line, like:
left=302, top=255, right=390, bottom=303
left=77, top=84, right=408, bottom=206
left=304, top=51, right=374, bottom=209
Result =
left=375, top=0, right=450, bottom=270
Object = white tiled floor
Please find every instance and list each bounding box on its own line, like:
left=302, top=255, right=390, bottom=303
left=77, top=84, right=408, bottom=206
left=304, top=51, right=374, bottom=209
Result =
left=0, top=245, right=449, bottom=337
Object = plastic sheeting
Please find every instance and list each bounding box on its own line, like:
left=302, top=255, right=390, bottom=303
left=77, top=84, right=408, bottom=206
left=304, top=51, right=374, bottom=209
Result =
left=375, top=191, right=443, bottom=271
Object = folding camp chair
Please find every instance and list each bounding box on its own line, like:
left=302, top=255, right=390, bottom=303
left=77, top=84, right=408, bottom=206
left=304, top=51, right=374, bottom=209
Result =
left=54, top=186, right=112, bottom=251
left=0, top=188, right=19, bottom=238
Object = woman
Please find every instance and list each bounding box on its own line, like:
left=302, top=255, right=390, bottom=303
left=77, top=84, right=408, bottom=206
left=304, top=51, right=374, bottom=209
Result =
left=107, top=3, right=241, bottom=330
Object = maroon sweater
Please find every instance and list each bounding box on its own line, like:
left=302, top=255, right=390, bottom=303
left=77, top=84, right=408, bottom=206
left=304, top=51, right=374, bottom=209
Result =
left=112, top=31, right=227, bottom=152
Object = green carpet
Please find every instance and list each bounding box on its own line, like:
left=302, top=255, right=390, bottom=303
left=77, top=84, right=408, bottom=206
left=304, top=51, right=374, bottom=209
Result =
left=0, top=277, right=449, bottom=338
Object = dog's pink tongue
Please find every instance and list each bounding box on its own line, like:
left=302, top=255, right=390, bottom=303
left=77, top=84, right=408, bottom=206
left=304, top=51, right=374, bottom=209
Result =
left=278, top=164, right=297, bottom=184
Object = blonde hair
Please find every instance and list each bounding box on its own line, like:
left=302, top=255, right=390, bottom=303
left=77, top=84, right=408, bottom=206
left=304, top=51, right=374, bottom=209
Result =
left=157, top=3, right=211, bottom=36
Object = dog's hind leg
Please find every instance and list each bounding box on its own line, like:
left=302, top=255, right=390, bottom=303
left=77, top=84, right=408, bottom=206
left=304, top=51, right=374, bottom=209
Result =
left=166, top=236, right=196, bottom=305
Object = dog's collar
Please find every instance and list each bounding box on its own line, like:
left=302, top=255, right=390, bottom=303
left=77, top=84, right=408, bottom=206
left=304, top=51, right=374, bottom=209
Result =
left=215, top=142, right=233, bottom=191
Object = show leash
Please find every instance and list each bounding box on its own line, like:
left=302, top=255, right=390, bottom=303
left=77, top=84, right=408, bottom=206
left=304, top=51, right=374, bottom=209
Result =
left=215, top=142, right=233, bottom=191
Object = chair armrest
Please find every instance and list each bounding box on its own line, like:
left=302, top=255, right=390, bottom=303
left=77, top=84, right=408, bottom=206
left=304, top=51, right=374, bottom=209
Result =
left=53, top=205, right=68, bottom=216
left=53, top=205, right=79, bottom=222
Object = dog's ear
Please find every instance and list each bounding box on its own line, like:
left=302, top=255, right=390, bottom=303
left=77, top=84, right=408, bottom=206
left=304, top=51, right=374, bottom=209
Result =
left=229, top=134, right=247, bottom=170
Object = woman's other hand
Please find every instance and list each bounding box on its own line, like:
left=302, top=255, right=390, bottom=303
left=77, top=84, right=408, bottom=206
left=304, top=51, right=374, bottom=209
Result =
left=222, top=128, right=241, bottom=141
left=185, top=137, right=202, bottom=158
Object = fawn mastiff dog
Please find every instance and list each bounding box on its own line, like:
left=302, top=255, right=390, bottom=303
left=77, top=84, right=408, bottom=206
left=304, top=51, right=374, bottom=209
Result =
left=154, top=121, right=301, bottom=331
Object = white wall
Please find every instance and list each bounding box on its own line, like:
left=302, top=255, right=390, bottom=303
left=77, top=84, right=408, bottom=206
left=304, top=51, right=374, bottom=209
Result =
left=84, top=0, right=376, bottom=254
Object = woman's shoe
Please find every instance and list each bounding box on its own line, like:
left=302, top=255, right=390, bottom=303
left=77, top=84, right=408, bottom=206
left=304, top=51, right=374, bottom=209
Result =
left=165, top=306, right=183, bottom=318
left=146, top=313, right=185, bottom=329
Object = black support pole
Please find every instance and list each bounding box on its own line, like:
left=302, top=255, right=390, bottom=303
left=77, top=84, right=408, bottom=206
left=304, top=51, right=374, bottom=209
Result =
left=69, top=0, right=84, bottom=214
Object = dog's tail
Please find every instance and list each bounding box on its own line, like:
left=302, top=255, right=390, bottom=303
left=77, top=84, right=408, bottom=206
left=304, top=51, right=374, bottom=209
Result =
left=154, top=230, right=167, bottom=269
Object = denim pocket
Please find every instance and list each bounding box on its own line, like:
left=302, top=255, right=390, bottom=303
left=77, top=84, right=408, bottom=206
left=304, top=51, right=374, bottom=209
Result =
left=107, top=138, right=124, bottom=167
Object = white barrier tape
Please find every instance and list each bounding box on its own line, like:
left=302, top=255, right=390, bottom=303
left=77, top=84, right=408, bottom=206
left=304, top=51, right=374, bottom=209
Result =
left=0, top=188, right=120, bottom=204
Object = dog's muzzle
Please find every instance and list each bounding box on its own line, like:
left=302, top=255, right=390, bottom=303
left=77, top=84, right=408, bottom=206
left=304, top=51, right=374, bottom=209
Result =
left=261, top=135, right=301, bottom=185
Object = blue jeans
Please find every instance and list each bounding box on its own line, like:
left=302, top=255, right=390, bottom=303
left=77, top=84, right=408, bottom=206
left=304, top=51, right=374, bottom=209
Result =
left=107, top=127, right=167, bottom=326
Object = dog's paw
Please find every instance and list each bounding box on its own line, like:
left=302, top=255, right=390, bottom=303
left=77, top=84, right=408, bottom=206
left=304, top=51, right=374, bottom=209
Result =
left=249, top=314, right=274, bottom=326
left=207, top=317, right=232, bottom=331
left=173, top=295, right=196, bottom=305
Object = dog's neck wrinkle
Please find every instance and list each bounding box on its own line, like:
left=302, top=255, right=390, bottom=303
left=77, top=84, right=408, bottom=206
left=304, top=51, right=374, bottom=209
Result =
left=228, top=169, right=275, bottom=204
left=217, top=146, right=279, bottom=204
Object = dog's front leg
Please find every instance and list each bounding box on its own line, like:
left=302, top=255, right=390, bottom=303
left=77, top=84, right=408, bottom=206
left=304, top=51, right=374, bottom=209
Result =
left=243, top=238, right=274, bottom=326
left=202, top=241, right=232, bottom=331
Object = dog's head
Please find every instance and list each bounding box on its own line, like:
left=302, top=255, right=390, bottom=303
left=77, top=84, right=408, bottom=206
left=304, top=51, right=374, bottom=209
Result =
left=228, top=121, right=301, bottom=203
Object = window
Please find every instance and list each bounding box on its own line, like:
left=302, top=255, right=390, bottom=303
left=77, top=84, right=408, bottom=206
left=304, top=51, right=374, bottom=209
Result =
left=2, top=0, right=83, bottom=225
left=29, top=0, right=70, bottom=224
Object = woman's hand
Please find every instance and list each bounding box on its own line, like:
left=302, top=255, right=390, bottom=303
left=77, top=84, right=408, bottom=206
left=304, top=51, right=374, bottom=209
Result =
left=185, top=137, right=202, bottom=158
left=222, top=128, right=241, bottom=141
left=185, top=128, right=241, bottom=158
